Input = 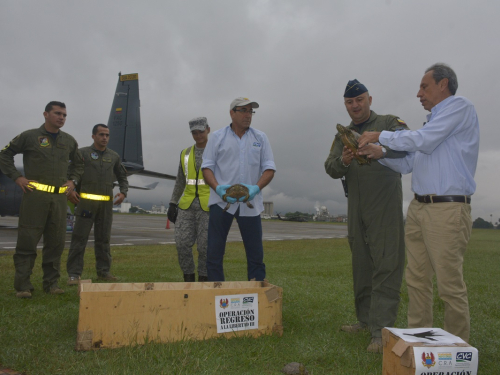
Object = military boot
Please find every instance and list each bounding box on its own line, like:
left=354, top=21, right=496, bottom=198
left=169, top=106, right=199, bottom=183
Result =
left=16, top=290, right=32, bottom=299
left=183, top=273, right=195, bottom=282
left=198, top=275, right=208, bottom=282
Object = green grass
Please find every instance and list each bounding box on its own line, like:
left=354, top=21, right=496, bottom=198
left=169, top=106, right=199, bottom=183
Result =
left=0, top=229, right=499, bottom=374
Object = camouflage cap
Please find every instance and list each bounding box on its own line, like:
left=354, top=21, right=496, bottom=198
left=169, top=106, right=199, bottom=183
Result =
left=230, top=97, right=259, bottom=110
left=189, top=117, right=208, bottom=132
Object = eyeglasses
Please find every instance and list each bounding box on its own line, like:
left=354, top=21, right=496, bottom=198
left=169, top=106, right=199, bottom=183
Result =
left=233, top=109, right=255, bottom=115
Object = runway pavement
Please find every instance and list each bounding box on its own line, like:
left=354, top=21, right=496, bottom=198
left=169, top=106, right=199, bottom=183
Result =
left=0, top=214, right=347, bottom=251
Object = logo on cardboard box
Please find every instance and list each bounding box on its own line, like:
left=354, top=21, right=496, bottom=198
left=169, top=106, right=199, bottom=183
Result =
left=421, top=352, right=436, bottom=369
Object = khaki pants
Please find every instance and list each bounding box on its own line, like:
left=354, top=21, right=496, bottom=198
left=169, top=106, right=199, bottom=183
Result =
left=405, top=199, right=472, bottom=342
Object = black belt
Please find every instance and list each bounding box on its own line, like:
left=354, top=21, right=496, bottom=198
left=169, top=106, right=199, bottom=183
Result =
left=414, top=194, right=471, bottom=204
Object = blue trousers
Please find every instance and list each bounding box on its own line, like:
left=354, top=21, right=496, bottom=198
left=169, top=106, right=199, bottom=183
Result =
left=206, top=204, right=265, bottom=281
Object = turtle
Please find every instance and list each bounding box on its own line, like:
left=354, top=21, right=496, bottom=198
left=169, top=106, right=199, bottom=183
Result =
left=281, top=362, right=310, bottom=375
left=336, top=123, right=370, bottom=165
left=222, top=184, right=254, bottom=212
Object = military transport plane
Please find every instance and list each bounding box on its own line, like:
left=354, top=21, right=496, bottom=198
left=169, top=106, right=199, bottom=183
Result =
left=0, top=72, right=175, bottom=217
left=107, top=72, right=176, bottom=180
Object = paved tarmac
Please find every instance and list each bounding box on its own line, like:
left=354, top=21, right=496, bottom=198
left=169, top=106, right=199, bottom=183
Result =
left=0, top=214, right=347, bottom=250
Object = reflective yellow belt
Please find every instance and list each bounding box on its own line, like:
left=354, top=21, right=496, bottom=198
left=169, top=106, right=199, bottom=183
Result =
left=80, top=193, right=111, bottom=201
left=28, top=182, right=68, bottom=194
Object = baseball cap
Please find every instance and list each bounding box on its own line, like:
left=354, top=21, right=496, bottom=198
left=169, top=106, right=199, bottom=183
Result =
left=230, top=97, right=259, bottom=110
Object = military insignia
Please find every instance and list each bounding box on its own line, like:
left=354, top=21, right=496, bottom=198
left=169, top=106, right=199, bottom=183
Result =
left=397, top=118, right=407, bottom=126
left=103, top=157, right=112, bottom=162
left=1, top=143, right=10, bottom=151
left=91, top=152, right=99, bottom=160
left=421, top=352, right=436, bottom=369
left=39, top=137, right=50, bottom=147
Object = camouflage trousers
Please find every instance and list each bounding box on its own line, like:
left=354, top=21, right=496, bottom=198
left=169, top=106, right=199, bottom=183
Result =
left=174, top=199, right=209, bottom=276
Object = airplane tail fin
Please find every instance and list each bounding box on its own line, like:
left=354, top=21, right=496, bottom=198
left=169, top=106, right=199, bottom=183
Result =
left=107, top=72, right=143, bottom=169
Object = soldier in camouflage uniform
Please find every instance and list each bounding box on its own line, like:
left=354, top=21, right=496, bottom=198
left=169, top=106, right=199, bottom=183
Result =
left=167, top=117, right=211, bottom=282
left=324, top=80, right=408, bottom=353
left=0, top=101, right=84, bottom=298
left=66, top=124, right=129, bottom=284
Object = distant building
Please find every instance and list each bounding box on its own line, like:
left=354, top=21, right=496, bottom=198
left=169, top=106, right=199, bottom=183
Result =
left=151, top=203, right=167, bottom=214
left=314, top=205, right=331, bottom=221
left=119, top=202, right=131, bottom=213
left=262, top=201, right=274, bottom=218
left=333, top=214, right=348, bottom=223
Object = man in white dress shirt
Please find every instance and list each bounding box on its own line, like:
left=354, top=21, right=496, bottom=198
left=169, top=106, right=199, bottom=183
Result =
left=357, top=63, right=479, bottom=342
left=201, top=97, right=276, bottom=282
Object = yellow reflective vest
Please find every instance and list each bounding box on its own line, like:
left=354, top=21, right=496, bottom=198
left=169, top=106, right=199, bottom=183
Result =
left=178, top=145, right=209, bottom=211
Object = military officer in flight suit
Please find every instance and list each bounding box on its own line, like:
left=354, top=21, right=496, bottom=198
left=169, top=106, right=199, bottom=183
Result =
left=168, top=117, right=211, bottom=282
left=0, top=101, right=84, bottom=298
left=324, top=80, right=408, bottom=353
left=66, top=124, right=128, bottom=284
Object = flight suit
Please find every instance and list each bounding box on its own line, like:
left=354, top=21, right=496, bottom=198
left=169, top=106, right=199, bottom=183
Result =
left=0, top=125, right=84, bottom=292
left=66, top=145, right=128, bottom=278
left=170, top=145, right=209, bottom=278
left=324, top=111, right=408, bottom=338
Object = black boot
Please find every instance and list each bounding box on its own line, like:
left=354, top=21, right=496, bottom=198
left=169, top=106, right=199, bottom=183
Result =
left=183, top=273, right=195, bottom=282
left=198, top=275, right=208, bottom=282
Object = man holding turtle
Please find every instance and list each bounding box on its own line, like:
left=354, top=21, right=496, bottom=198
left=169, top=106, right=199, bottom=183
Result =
left=324, top=80, right=408, bottom=353
left=168, top=117, right=211, bottom=282
left=201, top=97, right=276, bottom=282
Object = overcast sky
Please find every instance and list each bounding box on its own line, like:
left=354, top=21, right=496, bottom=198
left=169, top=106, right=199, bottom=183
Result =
left=1, top=0, right=498, bottom=222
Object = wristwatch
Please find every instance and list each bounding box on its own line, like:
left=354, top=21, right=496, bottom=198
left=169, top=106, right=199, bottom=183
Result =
left=380, top=146, right=387, bottom=159
left=72, top=179, right=78, bottom=186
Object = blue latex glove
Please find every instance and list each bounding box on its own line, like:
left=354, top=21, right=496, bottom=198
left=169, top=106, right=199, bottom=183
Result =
left=216, top=185, right=236, bottom=203
left=242, top=184, right=260, bottom=201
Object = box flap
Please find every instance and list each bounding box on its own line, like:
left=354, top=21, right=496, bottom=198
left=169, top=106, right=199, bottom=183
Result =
left=265, top=286, right=281, bottom=302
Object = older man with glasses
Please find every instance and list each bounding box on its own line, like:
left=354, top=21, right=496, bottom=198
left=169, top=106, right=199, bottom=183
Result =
left=201, top=97, right=276, bottom=282
left=358, top=63, right=480, bottom=343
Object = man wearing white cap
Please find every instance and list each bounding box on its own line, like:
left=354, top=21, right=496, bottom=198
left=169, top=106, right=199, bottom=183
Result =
left=168, top=117, right=211, bottom=282
left=201, top=97, right=276, bottom=281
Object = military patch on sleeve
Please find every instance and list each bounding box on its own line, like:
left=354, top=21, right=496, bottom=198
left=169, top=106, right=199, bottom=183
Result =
left=2, top=135, right=20, bottom=151
left=395, top=118, right=408, bottom=131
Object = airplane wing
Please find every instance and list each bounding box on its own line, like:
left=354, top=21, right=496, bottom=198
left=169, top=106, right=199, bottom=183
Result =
left=136, top=169, right=176, bottom=180
left=113, top=181, right=161, bottom=191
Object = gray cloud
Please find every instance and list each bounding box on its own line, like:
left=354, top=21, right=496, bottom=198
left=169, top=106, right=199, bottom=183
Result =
left=1, top=0, right=498, bottom=221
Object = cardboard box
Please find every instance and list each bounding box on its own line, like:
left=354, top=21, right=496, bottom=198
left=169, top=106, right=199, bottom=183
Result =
left=382, top=328, right=478, bottom=375
left=76, top=280, right=283, bottom=350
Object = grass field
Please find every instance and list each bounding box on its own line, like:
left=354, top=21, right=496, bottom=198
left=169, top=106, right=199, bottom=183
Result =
left=0, top=229, right=499, bottom=374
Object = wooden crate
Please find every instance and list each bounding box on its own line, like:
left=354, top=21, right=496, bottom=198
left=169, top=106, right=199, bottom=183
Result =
left=382, top=328, right=477, bottom=375
left=76, top=280, right=282, bottom=350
